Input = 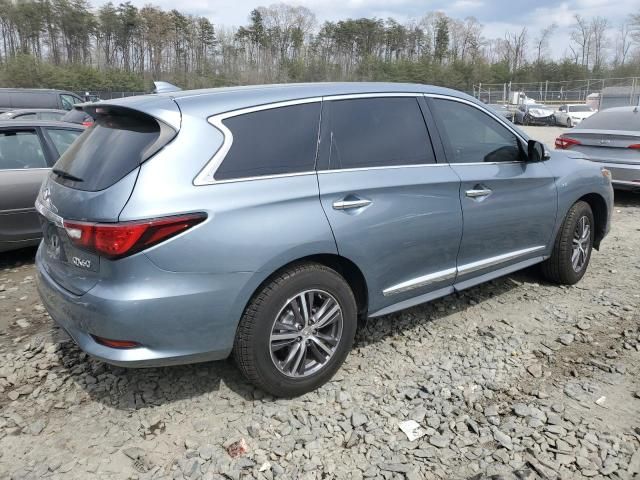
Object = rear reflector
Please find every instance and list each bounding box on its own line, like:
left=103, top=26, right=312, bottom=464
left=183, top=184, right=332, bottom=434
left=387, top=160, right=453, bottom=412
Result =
left=64, top=212, right=206, bottom=259
left=92, top=335, right=140, bottom=349
left=555, top=137, right=581, bottom=149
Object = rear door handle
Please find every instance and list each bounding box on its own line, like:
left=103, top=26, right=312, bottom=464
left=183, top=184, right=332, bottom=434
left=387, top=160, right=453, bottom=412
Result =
left=332, top=198, right=372, bottom=210
left=465, top=188, right=492, bottom=198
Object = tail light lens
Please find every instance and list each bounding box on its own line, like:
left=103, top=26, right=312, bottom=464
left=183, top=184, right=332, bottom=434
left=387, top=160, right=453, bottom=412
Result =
left=81, top=120, right=94, bottom=127
left=628, top=144, right=640, bottom=150
left=63, top=213, right=206, bottom=259
left=555, top=137, right=581, bottom=149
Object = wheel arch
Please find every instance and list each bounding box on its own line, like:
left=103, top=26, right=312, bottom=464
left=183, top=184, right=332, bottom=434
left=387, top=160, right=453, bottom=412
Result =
left=578, top=192, right=608, bottom=250
left=245, top=253, right=369, bottom=322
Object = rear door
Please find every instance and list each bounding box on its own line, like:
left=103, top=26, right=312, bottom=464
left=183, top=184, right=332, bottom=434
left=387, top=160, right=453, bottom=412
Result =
left=0, top=127, right=52, bottom=249
left=317, top=94, right=462, bottom=315
left=427, top=96, right=557, bottom=288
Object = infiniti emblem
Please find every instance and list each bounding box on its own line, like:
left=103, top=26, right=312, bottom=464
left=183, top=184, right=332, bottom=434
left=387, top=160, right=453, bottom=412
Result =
left=599, top=138, right=611, bottom=145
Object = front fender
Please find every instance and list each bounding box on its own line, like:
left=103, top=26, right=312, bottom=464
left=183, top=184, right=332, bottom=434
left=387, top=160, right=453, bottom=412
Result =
left=544, top=151, right=614, bottom=248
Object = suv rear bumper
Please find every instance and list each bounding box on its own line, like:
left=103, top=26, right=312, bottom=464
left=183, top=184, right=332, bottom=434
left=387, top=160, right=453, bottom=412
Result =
left=36, top=245, right=252, bottom=367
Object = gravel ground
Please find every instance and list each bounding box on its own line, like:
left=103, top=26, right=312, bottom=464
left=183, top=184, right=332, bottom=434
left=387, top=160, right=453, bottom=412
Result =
left=1, top=192, right=639, bottom=479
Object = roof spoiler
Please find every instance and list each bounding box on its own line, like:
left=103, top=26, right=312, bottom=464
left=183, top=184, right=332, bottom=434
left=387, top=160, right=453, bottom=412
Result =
left=152, top=81, right=182, bottom=94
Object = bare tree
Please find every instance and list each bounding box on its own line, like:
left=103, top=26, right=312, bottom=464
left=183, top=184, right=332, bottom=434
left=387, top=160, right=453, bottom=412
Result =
left=535, top=23, right=556, bottom=64
left=571, top=14, right=592, bottom=68
left=503, top=27, right=527, bottom=73
left=590, top=16, right=609, bottom=71
left=613, top=21, right=632, bottom=66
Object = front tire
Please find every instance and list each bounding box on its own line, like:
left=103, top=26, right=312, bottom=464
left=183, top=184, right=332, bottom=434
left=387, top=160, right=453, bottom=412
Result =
left=233, top=263, right=357, bottom=397
left=541, top=201, right=594, bottom=285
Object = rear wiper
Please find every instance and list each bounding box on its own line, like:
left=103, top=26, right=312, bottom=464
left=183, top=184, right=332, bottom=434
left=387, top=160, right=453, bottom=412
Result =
left=52, top=168, right=83, bottom=182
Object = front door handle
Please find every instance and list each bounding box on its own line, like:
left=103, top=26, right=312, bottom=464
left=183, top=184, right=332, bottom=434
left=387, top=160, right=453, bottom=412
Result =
left=332, top=198, right=372, bottom=210
left=465, top=188, right=492, bottom=198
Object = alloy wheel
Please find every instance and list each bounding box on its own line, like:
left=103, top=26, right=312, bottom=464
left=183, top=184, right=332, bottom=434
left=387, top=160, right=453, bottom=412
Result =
left=269, top=289, right=343, bottom=378
left=571, top=216, right=591, bottom=272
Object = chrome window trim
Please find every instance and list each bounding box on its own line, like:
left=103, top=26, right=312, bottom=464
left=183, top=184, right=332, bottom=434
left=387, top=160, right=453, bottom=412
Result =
left=382, top=245, right=546, bottom=296
left=0, top=167, right=51, bottom=172
left=425, top=93, right=529, bottom=165
left=323, top=92, right=422, bottom=101
left=194, top=97, right=323, bottom=186
left=318, top=163, right=450, bottom=175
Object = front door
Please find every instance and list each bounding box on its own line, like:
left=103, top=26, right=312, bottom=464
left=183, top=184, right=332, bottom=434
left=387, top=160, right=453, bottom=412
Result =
left=317, top=95, right=463, bottom=315
left=0, top=128, right=50, bottom=249
left=427, top=96, right=557, bottom=286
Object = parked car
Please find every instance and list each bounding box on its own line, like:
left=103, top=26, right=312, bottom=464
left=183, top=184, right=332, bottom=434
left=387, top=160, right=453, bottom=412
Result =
left=0, top=88, right=84, bottom=113
left=0, top=108, right=68, bottom=121
left=487, top=103, right=514, bottom=122
left=514, top=103, right=555, bottom=125
left=555, top=106, right=640, bottom=191
left=61, top=105, right=94, bottom=126
left=553, top=104, right=595, bottom=128
left=35, top=83, right=613, bottom=396
left=0, top=121, right=84, bottom=252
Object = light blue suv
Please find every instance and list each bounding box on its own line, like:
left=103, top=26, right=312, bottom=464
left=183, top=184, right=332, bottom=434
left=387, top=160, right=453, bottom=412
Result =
left=35, top=83, right=613, bottom=396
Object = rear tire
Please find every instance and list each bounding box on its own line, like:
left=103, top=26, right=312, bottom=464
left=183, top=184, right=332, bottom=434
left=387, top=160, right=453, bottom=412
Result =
left=566, top=118, right=572, bottom=128
left=541, top=201, right=594, bottom=285
left=233, top=262, right=357, bottom=397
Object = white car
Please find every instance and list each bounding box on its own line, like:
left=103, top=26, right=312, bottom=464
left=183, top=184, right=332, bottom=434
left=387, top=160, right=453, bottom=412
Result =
left=554, top=104, right=595, bottom=128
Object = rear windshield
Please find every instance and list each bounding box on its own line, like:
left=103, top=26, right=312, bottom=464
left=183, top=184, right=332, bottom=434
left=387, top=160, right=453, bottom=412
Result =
left=569, top=105, right=593, bottom=112
left=62, top=109, right=92, bottom=124
left=53, top=111, right=164, bottom=191
left=579, top=109, right=640, bottom=131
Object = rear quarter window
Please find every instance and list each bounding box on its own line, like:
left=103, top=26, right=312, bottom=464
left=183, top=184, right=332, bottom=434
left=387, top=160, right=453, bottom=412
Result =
left=213, top=102, right=321, bottom=181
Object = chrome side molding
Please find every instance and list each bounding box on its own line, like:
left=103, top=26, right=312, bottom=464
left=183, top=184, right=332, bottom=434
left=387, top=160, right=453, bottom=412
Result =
left=383, top=246, right=546, bottom=296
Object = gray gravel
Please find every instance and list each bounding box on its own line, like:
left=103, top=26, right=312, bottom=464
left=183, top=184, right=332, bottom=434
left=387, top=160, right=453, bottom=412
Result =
left=0, top=192, right=639, bottom=480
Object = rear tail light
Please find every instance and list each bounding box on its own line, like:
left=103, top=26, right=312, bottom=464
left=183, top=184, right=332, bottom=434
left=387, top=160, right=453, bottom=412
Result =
left=555, top=137, right=581, bottom=149
left=63, top=213, right=206, bottom=259
left=81, top=120, right=94, bottom=127
left=628, top=144, right=640, bottom=150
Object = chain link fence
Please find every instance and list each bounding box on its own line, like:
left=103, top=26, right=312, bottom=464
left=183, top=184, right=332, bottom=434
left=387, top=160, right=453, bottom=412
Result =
left=472, top=77, right=640, bottom=110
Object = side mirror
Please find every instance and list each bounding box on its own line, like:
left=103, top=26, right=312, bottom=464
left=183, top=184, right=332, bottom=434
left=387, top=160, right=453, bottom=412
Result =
left=527, top=140, right=548, bottom=162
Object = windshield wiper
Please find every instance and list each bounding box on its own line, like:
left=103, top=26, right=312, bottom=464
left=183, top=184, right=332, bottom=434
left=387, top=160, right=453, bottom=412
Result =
left=52, top=168, right=83, bottom=182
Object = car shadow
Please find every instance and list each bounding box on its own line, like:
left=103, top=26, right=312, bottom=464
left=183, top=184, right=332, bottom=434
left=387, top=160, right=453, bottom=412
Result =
left=49, top=267, right=533, bottom=408
left=0, top=246, right=37, bottom=269
left=614, top=190, right=640, bottom=207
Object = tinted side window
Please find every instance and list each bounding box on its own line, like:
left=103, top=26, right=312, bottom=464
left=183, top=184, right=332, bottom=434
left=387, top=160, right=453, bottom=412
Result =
left=39, top=111, right=65, bottom=121
left=431, top=99, right=522, bottom=164
left=214, top=103, right=321, bottom=181
left=0, top=130, right=47, bottom=169
left=46, top=128, right=82, bottom=156
left=327, top=97, right=434, bottom=169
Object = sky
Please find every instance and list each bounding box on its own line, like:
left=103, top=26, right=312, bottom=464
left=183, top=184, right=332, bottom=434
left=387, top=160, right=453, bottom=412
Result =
left=96, top=0, right=638, bottom=59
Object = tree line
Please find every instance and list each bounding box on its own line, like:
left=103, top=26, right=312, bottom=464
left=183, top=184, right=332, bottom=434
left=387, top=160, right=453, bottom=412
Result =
left=0, top=0, right=639, bottom=92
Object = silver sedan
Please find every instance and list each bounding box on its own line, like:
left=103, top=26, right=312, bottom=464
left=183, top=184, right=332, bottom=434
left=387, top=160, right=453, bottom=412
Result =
left=555, top=106, right=640, bottom=191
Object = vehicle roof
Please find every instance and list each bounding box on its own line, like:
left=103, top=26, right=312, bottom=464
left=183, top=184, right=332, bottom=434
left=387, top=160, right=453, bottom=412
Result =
left=0, top=88, right=78, bottom=94
left=594, top=106, right=640, bottom=113
left=98, top=82, right=480, bottom=130
left=1, top=108, right=67, bottom=114
left=0, top=120, right=85, bottom=128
